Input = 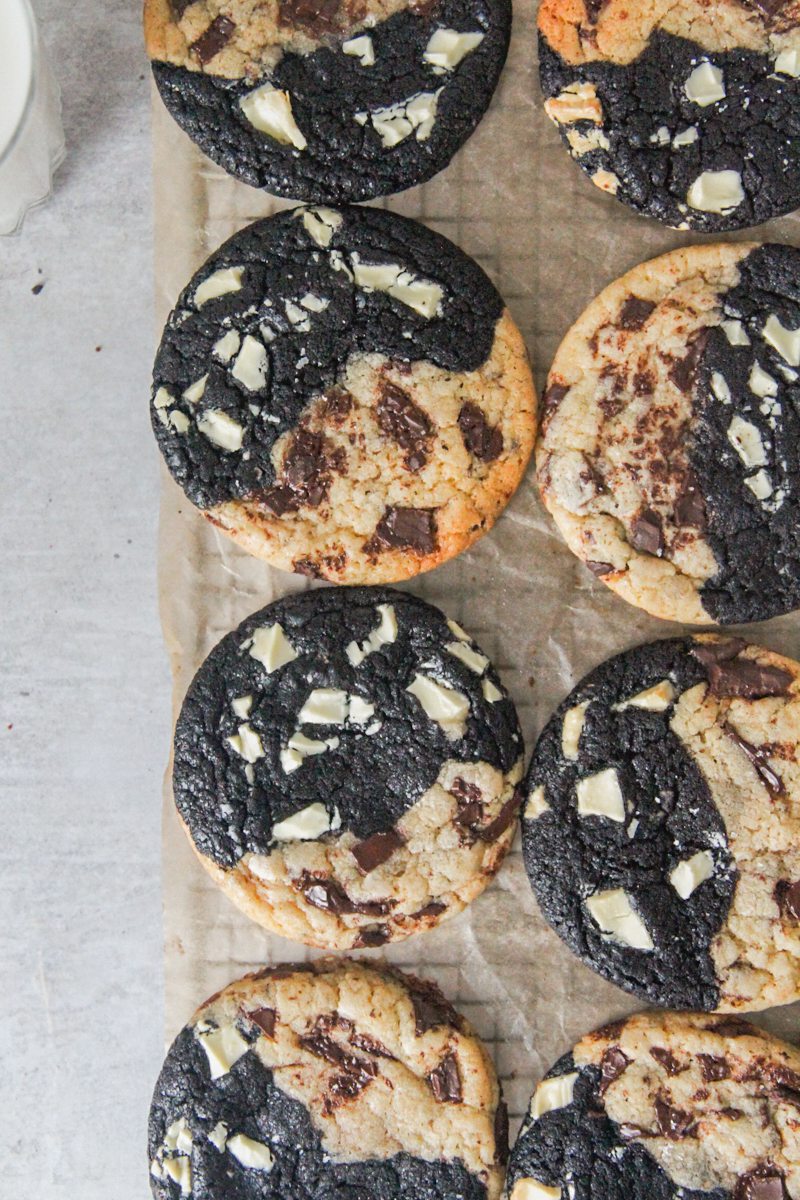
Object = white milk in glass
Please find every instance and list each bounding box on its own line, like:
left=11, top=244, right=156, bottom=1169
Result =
left=0, top=0, right=65, bottom=234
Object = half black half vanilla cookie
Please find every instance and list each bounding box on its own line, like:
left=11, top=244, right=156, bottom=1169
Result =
left=522, top=634, right=800, bottom=1013
left=538, top=0, right=800, bottom=231
left=151, top=206, right=536, bottom=584
left=149, top=960, right=508, bottom=1200
left=144, top=0, right=510, bottom=201
left=172, top=587, right=523, bottom=949
left=506, top=1011, right=800, bottom=1200
left=538, top=241, right=800, bottom=625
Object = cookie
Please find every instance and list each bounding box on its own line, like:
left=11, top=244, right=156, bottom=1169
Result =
left=151, top=205, right=536, bottom=584
left=144, top=0, right=510, bottom=202
left=522, top=634, right=800, bottom=1013
left=537, top=241, right=800, bottom=625
left=149, top=959, right=508, bottom=1200
left=173, top=586, right=524, bottom=949
left=538, top=0, right=800, bottom=231
left=507, top=1010, right=800, bottom=1200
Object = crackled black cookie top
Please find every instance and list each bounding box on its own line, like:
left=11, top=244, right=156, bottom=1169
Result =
left=538, top=0, right=800, bottom=231
left=521, top=634, right=800, bottom=1012
left=173, top=586, right=523, bottom=948
left=537, top=241, right=800, bottom=625
left=145, top=0, right=510, bottom=200
left=151, top=204, right=535, bottom=583
left=506, top=1012, right=800, bottom=1200
left=149, top=960, right=507, bottom=1200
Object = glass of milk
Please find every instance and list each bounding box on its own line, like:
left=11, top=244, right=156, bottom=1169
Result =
left=0, top=0, right=65, bottom=235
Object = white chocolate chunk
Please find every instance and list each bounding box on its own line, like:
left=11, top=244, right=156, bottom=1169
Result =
left=576, top=768, right=625, bottom=822
left=650, top=125, right=670, bottom=146
left=227, top=1134, right=274, bottom=1171
left=280, top=734, right=329, bottom=774
left=194, top=266, right=244, bottom=307
left=169, top=410, right=190, bottom=433
left=197, top=409, right=244, bottom=452
left=195, top=1023, right=250, bottom=1079
left=208, top=1122, right=228, bottom=1152
left=164, top=1118, right=193, bottom=1155
left=346, top=603, right=398, bottom=665
left=284, top=299, right=310, bottom=330
left=299, top=688, right=349, bottom=725
left=775, top=48, right=800, bottom=77
left=227, top=723, right=264, bottom=763
left=406, top=673, right=469, bottom=733
left=746, top=469, right=773, bottom=500
left=342, top=33, right=375, bottom=66
left=615, top=679, right=675, bottom=712
left=586, top=888, right=654, bottom=951
left=511, top=1182, right=561, bottom=1200
left=568, top=126, right=611, bottom=155
left=272, top=801, right=334, bottom=839
left=299, top=206, right=342, bottom=247
left=154, top=386, right=173, bottom=409
left=348, top=695, right=375, bottom=724
left=240, top=85, right=307, bottom=149
left=350, top=253, right=444, bottom=318
left=423, top=28, right=484, bottom=70
left=213, top=329, right=241, bottom=362
left=163, top=1156, right=192, bottom=1195
left=447, top=618, right=470, bottom=641
left=727, top=415, right=767, bottom=468
left=300, top=293, right=329, bottom=313
left=721, top=318, right=750, bottom=346
left=183, top=374, right=208, bottom=404
left=544, top=81, right=602, bottom=125
left=673, top=125, right=698, bottom=147
left=525, top=785, right=550, bottom=819
left=232, top=334, right=269, bottom=391
left=670, top=850, right=715, bottom=899
left=356, top=90, right=441, bottom=148
left=750, top=361, right=779, bottom=397
left=482, top=678, right=503, bottom=703
left=763, top=314, right=800, bottom=366
left=232, top=694, right=253, bottom=719
left=711, top=371, right=731, bottom=403
left=561, top=702, right=588, bottom=760
left=687, top=170, right=744, bottom=214
left=530, top=1072, right=579, bottom=1119
left=248, top=623, right=298, bottom=674
left=684, top=61, right=725, bottom=106
left=446, top=640, right=489, bottom=675
left=592, top=169, right=619, bottom=194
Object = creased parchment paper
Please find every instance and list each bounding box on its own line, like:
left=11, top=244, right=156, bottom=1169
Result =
left=152, top=0, right=800, bottom=1132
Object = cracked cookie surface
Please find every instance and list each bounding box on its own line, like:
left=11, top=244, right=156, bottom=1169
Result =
left=149, top=959, right=507, bottom=1200
left=173, top=586, right=523, bottom=948
left=145, top=0, right=510, bottom=200
left=522, top=634, right=800, bottom=1012
left=507, top=1011, right=800, bottom=1200
left=538, top=0, right=800, bottom=231
left=537, top=241, right=800, bottom=625
left=152, top=205, right=535, bottom=584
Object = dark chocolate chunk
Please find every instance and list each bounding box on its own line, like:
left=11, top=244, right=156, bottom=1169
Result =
left=654, top=1096, right=696, bottom=1140
left=279, top=0, right=341, bottom=33
left=541, top=381, right=569, bottom=423
left=428, top=1052, right=462, bottom=1103
left=297, top=872, right=394, bottom=918
left=262, top=429, right=343, bottom=515
left=734, top=1165, right=789, bottom=1200
left=669, top=330, right=709, bottom=393
left=376, top=383, right=433, bottom=473
left=724, top=724, right=785, bottom=797
left=353, top=925, right=390, bottom=948
left=721, top=1106, right=744, bottom=1119
left=411, top=900, right=447, bottom=919
left=698, top=1053, right=730, bottom=1082
left=364, top=506, right=437, bottom=556
left=629, top=508, right=664, bottom=556
left=692, top=641, right=792, bottom=699
left=585, top=559, right=616, bottom=576
left=649, top=1047, right=685, bottom=1076
left=458, top=401, right=504, bottom=463
left=706, top=1017, right=755, bottom=1037
left=248, top=1007, right=277, bottom=1038
left=775, top=879, right=800, bottom=921
left=350, top=1032, right=396, bottom=1060
left=407, top=976, right=458, bottom=1035
left=618, top=296, right=656, bottom=331
left=190, top=14, right=235, bottom=64
left=351, top=829, right=405, bottom=874
left=674, top=473, right=707, bottom=530
left=599, top=1046, right=630, bottom=1095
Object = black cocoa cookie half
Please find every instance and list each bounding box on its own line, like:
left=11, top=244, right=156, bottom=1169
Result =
left=151, top=205, right=536, bottom=583
left=173, top=586, right=523, bottom=948
left=144, top=0, right=510, bottom=201
left=506, top=1011, right=800, bottom=1200
left=538, top=0, right=800, bottom=231
left=149, top=959, right=508, bottom=1200
left=521, top=634, right=800, bottom=1013
left=537, top=241, right=800, bottom=625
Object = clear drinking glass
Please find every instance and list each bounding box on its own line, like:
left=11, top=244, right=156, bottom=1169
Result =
left=0, top=0, right=65, bottom=235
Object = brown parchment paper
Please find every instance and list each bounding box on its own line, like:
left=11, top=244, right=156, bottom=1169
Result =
left=152, top=0, right=800, bottom=1132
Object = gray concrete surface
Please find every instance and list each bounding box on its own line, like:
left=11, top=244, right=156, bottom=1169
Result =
left=1, top=2, right=168, bottom=1195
